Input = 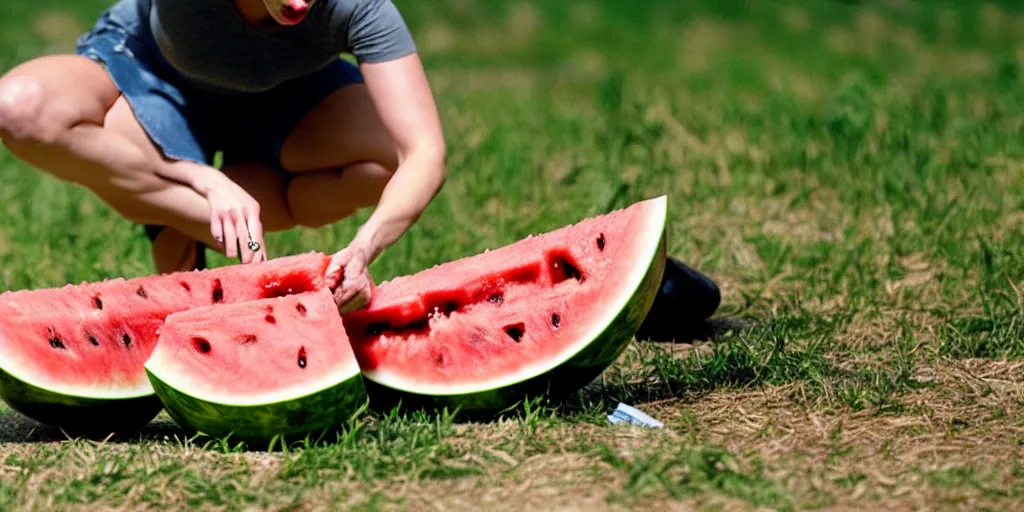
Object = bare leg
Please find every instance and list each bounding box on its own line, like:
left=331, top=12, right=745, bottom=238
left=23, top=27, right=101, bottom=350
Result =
left=278, top=83, right=400, bottom=228
left=0, top=55, right=296, bottom=273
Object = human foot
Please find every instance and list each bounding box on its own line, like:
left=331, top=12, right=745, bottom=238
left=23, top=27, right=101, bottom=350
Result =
left=146, top=225, right=207, bottom=273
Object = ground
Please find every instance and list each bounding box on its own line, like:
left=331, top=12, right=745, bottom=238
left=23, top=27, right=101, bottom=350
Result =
left=1, top=0, right=1024, bottom=510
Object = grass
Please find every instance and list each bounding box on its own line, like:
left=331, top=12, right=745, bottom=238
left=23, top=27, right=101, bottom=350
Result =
left=2, top=0, right=1024, bottom=509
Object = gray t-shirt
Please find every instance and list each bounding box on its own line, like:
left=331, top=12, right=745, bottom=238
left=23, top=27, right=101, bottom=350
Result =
left=107, top=0, right=417, bottom=93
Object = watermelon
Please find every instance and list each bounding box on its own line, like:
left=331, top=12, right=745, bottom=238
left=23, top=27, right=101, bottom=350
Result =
left=342, top=196, right=668, bottom=414
left=0, top=252, right=331, bottom=435
left=145, top=289, right=367, bottom=446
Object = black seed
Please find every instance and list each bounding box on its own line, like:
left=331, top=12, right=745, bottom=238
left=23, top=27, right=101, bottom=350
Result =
left=504, top=323, right=526, bottom=342
left=561, top=261, right=583, bottom=282
left=88, top=335, right=100, bottom=346
left=212, top=279, right=223, bottom=303
left=122, top=333, right=132, bottom=348
left=550, top=255, right=585, bottom=284
left=297, top=347, right=307, bottom=369
left=48, top=336, right=66, bottom=350
left=265, top=314, right=276, bottom=325
left=93, top=296, right=103, bottom=310
left=552, top=313, right=561, bottom=329
left=136, top=286, right=148, bottom=299
left=192, top=337, right=211, bottom=354
left=366, top=322, right=388, bottom=336
left=444, top=301, right=459, bottom=316
left=488, top=293, right=504, bottom=305
left=296, top=303, right=307, bottom=316
left=597, top=233, right=606, bottom=251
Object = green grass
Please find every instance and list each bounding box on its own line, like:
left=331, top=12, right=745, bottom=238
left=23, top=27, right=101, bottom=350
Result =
left=2, top=0, right=1024, bottom=509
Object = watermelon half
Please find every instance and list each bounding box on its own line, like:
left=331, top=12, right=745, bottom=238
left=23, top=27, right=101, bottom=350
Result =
left=145, top=289, right=367, bottom=446
left=342, top=196, right=668, bottom=414
left=0, top=252, right=331, bottom=435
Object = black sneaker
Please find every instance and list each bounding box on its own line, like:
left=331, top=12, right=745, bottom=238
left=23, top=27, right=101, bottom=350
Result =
left=635, top=256, right=722, bottom=342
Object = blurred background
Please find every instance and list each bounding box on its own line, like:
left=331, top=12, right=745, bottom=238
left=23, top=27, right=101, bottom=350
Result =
left=0, top=0, right=1021, bottom=317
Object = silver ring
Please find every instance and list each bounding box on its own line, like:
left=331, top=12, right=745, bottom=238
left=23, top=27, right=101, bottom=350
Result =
left=247, top=240, right=261, bottom=252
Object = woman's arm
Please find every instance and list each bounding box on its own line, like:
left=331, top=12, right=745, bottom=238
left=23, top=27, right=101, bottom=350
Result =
left=351, top=52, right=447, bottom=262
left=326, top=51, right=447, bottom=309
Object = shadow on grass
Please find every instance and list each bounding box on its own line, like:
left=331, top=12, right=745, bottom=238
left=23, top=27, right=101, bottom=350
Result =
left=0, top=411, right=191, bottom=445
left=0, top=315, right=758, bottom=450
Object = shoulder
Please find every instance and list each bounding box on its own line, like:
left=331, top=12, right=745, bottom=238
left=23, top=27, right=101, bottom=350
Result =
left=326, top=0, right=417, bottom=64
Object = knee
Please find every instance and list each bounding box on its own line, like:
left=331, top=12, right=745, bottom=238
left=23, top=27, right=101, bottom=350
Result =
left=0, top=76, right=59, bottom=145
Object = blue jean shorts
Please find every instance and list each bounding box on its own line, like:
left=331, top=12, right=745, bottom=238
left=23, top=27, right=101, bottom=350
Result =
left=74, top=10, right=364, bottom=169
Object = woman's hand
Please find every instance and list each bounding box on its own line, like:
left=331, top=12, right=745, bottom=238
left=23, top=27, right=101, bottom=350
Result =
left=324, top=52, right=448, bottom=313
left=325, top=240, right=375, bottom=314
left=192, top=171, right=267, bottom=264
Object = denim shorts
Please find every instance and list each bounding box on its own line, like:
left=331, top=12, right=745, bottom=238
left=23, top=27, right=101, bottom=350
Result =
left=74, top=10, right=364, bottom=169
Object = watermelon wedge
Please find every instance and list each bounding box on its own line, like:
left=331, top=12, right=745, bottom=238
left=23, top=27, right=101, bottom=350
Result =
left=0, top=252, right=331, bottom=435
left=145, top=289, right=367, bottom=446
left=342, top=196, right=668, bottom=413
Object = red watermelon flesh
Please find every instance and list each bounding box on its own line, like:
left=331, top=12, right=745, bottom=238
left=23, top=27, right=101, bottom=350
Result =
left=0, top=252, right=331, bottom=433
left=342, top=196, right=667, bottom=404
left=144, top=289, right=368, bottom=444
left=146, top=289, right=361, bottom=401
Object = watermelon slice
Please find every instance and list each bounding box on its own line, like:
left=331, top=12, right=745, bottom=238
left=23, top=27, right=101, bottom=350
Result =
left=144, top=289, right=367, bottom=446
left=342, top=196, right=668, bottom=413
left=0, top=252, right=331, bottom=435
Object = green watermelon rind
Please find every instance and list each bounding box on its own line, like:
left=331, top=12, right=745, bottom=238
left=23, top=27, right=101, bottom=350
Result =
left=0, top=365, right=163, bottom=436
left=146, top=369, right=369, bottom=446
left=359, top=196, right=669, bottom=413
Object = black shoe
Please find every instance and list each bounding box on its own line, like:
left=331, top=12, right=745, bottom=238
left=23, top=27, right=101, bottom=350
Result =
left=145, top=224, right=207, bottom=271
left=635, top=256, right=722, bottom=342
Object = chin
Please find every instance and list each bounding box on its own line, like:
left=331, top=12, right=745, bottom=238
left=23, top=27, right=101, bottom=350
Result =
left=272, top=14, right=306, bottom=26
left=263, top=0, right=313, bottom=26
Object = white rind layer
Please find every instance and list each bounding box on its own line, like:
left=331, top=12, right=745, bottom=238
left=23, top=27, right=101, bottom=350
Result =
left=143, top=350, right=362, bottom=407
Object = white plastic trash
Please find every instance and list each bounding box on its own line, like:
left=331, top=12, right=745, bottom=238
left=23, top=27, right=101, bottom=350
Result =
left=606, top=402, right=664, bottom=429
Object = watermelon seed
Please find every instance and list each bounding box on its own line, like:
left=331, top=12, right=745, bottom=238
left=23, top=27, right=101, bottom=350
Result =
left=92, top=296, right=103, bottom=310
left=212, top=280, right=224, bottom=303
left=297, top=347, right=307, bottom=368
left=366, top=322, right=387, bottom=336
left=192, top=337, right=211, bottom=354
left=265, top=314, right=276, bottom=324
left=597, top=233, right=606, bottom=251
left=88, top=335, right=99, bottom=346
left=236, top=334, right=258, bottom=345
left=48, top=331, right=66, bottom=350
left=136, top=286, right=148, bottom=298
left=122, top=333, right=132, bottom=348
left=444, top=301, right=460, bottom=316
left=180, top=281, right=191, bottom=292
left=551, top=313, right=561, bottom=329
left=296, top=303, right=307, bottom=316
left=504, top=323, right=526, bottom=343
left=549, top=253, right=585, bottom=284
left=488, top=293, right=504, bottom=305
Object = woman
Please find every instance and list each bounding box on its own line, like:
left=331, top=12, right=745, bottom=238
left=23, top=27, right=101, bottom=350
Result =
left=0, top=0, right=723, bottom=335
left=0, top=0, right=442, bottom=310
